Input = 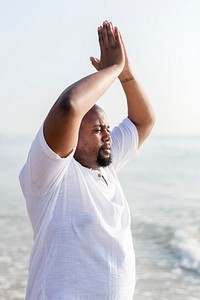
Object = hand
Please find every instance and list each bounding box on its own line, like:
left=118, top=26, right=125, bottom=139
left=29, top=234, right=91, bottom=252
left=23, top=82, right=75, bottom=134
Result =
left=90, top=21, right=125, bottom=73
left=118, top=32, right=134, bottom=82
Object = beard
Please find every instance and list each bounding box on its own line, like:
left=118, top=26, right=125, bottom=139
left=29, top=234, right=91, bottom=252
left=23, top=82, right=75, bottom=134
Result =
left=96, top=149, right=112, bottom=167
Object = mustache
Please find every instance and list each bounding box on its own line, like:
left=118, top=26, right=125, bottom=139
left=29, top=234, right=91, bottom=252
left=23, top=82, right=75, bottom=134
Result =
left=99, top=143, right=111, bottom=151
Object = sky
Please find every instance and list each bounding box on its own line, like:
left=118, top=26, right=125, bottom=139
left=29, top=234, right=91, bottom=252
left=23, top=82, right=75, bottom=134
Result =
left=1, top=0, right=200, bottom=136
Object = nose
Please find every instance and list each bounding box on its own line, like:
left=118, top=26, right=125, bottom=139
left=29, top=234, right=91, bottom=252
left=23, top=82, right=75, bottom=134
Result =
left=102, top=129, right=111, bottom=142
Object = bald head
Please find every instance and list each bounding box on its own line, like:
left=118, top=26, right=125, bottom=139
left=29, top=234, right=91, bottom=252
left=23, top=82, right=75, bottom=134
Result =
left=82, top=105, right=105, bottom=123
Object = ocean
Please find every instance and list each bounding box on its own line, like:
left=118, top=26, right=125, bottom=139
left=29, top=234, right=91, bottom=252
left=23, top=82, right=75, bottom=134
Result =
left=0, top=133, right=200, bottom=300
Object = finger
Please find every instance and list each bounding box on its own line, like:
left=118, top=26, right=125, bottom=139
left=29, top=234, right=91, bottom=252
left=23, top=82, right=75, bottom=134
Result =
left=119, top=29, right=128, bottom=58
left=106, top=22, right=116, bottom=48
left=114, top=26, right=122, bottom=47
left=110, top=22, right=116, bottom=39
left=118, top=29, right=126, bottom=50
left=90, top=57, right=100, bottom=71
left=98, top=26, right=104, bottom=49
left=110, top=21, right=114, bottom=32
left=102, top=21, right=109, bottom=50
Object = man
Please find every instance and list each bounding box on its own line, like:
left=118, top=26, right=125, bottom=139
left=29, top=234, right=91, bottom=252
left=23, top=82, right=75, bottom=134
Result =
left=20, top=20, right=155, bottom=299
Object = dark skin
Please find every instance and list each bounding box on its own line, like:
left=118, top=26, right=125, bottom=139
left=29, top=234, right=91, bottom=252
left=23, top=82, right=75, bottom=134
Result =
left=74, top=105, right=112, bottom=170
left=44, top=20, right=155, bottom=168
left=44, top=21, right=125, bottom=159
left=91, top=21, right=156, bottom=148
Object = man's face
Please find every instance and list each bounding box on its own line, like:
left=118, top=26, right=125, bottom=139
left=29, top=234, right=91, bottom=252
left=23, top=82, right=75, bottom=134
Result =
left=74, top=108, right=112, bottom=169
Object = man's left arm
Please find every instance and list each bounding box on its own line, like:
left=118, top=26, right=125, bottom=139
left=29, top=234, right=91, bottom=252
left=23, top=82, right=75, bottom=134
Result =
left=119, top=35, right=156, bottom=148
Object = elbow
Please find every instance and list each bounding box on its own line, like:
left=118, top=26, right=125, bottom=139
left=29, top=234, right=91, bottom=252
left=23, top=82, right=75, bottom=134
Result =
left=148, top=111, right=156, bottom=129
left=138, top=110, right=156, bottom=136
left=138, top=109, right=156, bottom=130
left=145, top=111, right=156, bottom=134
left=136, top=114, right=156, bottom=148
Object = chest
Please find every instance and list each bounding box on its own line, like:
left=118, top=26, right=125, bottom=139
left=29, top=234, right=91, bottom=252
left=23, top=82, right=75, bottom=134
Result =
left=51, top=164, right=130, bottom=233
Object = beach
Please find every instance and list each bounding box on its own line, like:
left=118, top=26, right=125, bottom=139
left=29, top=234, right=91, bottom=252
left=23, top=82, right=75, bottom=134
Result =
left=0, top=134, right=200, bottom=300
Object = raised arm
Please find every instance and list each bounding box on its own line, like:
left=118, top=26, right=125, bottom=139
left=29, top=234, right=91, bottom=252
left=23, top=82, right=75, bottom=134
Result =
left=118, top=33, right=155, bottom=148
left=44, top=21, right=125, bottom=158
left=91, top=22, right=155, bottom=148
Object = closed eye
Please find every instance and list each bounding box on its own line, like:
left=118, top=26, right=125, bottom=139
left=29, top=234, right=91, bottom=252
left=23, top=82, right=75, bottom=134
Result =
left=93, top=128, right=101, bottom=133
left=92, top=125, right=111, bottom=134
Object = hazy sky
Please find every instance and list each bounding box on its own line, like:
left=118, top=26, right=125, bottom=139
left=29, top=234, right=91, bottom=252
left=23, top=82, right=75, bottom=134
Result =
left=1, top=0, right=200, bottom=136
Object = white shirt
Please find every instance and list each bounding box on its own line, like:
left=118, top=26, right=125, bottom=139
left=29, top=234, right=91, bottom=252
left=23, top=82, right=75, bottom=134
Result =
left=19, top=118, right=138, bottom=300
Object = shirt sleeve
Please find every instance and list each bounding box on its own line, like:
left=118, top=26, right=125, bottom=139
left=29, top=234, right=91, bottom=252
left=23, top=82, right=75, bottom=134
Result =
left=19, top=124, right=76, bottom=199
left=110, top=117, right=139, bottom=173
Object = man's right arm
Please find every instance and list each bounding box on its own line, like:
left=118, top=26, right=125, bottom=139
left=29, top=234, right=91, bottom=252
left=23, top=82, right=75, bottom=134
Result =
left=44, top=22, right=125, bottom=158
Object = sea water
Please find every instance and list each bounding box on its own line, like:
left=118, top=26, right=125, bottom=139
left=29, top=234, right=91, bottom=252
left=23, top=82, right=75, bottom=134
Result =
left=119, top=136, right=200, bottom=300
left=0, top=134, right=200, bottom=300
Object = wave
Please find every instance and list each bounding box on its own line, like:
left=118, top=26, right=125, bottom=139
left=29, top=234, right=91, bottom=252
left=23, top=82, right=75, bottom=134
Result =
left=170, top=225, right=200, bottom=274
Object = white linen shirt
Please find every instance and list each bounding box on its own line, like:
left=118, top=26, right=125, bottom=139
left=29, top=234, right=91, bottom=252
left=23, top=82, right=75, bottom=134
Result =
left=19, top=117, right=138, bottom=300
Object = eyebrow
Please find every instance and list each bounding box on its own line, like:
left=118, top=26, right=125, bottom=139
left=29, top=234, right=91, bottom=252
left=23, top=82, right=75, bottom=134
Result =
left=92, top=124, right=110, bottom=129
